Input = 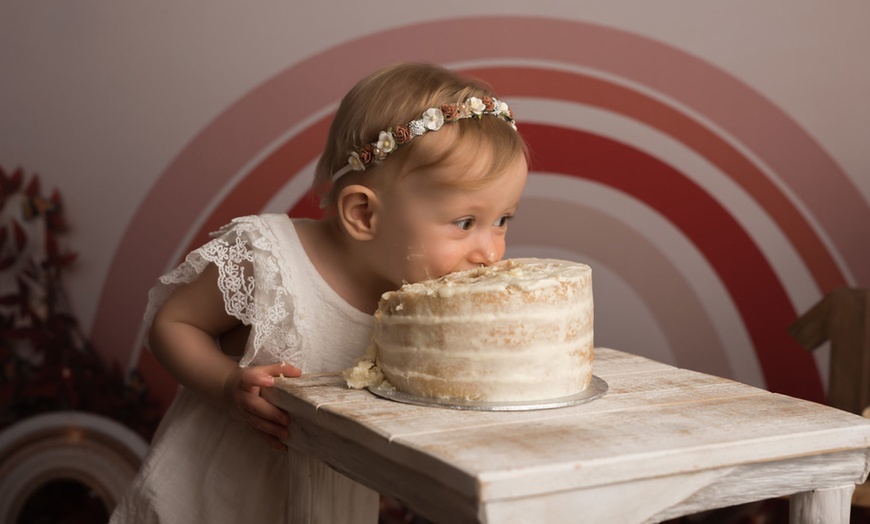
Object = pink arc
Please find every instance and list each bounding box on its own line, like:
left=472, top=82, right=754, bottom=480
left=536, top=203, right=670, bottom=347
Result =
left=93, top=16, right=865, bottom=408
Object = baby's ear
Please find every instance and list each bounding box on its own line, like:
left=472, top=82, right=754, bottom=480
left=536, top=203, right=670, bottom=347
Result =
left=337, top=184, right=380, bottom=241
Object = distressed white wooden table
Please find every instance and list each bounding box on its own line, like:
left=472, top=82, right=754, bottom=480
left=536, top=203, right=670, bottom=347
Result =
left=264, top=348, right=870, bottom=523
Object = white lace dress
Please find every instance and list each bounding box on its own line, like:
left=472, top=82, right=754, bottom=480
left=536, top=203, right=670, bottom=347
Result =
left=110, top=214, right=377, bottom=524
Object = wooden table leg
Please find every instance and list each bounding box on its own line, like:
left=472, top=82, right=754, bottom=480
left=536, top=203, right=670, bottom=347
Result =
left=790, top=485, right=856, bottom=524
left=287, top=448, right=379, bottom=523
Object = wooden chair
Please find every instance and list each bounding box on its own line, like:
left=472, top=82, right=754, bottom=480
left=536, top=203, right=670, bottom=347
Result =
left=789, top=288, right=870, bottom=507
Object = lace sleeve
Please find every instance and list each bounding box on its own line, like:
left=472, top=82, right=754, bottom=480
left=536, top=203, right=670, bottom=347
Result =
left=142, top=215, right=302, bottom=368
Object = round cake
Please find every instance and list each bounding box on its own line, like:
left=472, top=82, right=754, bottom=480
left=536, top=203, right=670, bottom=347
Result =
left=346, top=258, right=594, bottom=403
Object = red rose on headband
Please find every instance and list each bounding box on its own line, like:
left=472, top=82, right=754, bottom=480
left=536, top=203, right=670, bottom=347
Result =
left=440, top=104, right=458, bottom=121
left=358, top=144, right=374, bottom=165
left=482, top=96, right=495, bottom=111
left=393, top=125, right=412, bottom=145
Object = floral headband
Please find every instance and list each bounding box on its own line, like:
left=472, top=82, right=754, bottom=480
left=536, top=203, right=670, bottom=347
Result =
left=331, top=96, right=517, bottom=182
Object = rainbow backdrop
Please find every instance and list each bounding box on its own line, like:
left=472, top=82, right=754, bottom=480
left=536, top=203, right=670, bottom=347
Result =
left=92, top=17, right=870, bottom=409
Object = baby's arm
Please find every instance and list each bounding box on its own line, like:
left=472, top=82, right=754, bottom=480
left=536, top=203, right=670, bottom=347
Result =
left=149, top=263, right=301, bottom=451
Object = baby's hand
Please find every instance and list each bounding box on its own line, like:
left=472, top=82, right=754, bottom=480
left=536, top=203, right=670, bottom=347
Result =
left=223, top=362, right=302, bottom=452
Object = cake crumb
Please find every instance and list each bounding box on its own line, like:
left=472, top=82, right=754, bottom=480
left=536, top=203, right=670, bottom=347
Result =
left=342, top=344, right=385, bottom=389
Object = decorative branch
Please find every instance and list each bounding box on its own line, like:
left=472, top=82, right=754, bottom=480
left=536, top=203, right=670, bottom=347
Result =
left=0, top=165, right=161, bottom=440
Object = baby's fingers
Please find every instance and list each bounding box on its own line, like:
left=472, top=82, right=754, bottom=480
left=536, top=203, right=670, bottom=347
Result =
left=237, top=391, right=289, bottom=424
left=265, top=361, right=302, bottom=379
left=256, top=431, right=288, bottom=452
left=238, top=363, right=301, bottom=392
left=248, top=415, right=290, bottom=452
left=245, top=397, right=291, bottom=441
left=248, top=412, right=290, bottom=440
left=236, top=367, right=277, bottom=391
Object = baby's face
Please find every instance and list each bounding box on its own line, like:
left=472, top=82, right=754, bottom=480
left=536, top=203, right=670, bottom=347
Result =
left=373, top=152, right=528, bottom=286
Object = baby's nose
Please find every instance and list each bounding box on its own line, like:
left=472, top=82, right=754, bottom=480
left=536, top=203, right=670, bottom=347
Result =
left=469, top=233, right=500, bottom=266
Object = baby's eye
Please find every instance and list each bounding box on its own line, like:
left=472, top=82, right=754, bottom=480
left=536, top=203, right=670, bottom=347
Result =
left=494, top=215, right=514, bottom=228
left=454, top=218, right=475, bottom=231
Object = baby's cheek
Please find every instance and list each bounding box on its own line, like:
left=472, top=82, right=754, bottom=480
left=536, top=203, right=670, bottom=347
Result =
left=397, top=254, right=432, bottom=284
left=492, top=239, right=507, bottom=262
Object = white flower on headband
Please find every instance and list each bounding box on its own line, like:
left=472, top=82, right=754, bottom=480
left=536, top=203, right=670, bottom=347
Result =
left=377, top=130, right=396, bottom=154
left=467, top=97, right=486, bottom=116
left=331, top=96, right=517, bottom=182
left=409, top=120, right=426, bottom=136
left=348, top=151, right=365, bottom=172
left=422, top=108, right=444, bottom=131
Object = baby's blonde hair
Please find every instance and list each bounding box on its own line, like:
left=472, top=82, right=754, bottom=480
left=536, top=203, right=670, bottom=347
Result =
left=314, top=62, right=528, bottom=208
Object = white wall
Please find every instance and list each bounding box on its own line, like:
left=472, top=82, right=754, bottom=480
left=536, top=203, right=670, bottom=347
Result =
left=1, top=1, right=868, bottom=403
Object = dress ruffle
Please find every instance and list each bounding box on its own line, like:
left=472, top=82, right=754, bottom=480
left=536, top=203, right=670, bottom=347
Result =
left=142, top=215, right=303, bottom=368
